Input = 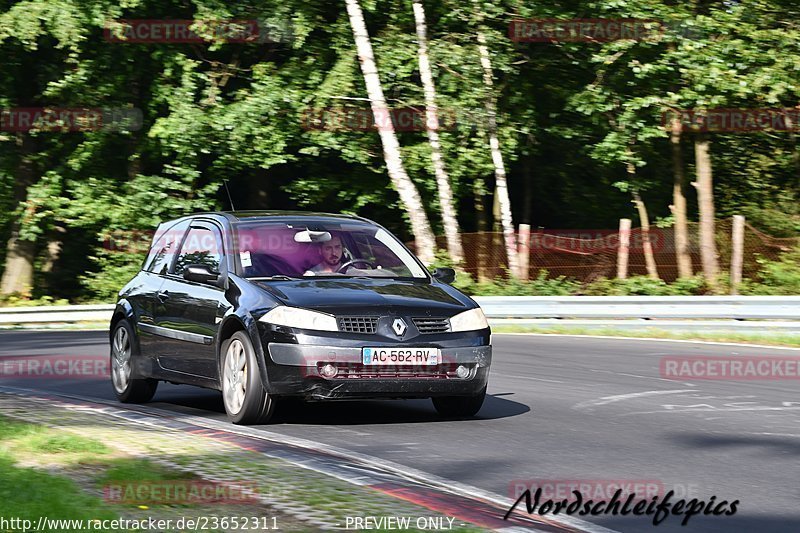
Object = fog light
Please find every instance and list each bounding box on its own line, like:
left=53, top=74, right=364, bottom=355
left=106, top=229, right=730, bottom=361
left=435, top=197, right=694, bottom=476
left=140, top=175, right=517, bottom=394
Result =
left=320, top=363, right=338, bottom=378
left=455, top=365, right=470, bottom=379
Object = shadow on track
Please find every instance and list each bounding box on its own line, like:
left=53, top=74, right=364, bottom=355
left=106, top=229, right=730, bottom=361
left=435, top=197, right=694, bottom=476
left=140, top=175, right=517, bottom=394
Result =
left=148, top=388, right=530, bottom=426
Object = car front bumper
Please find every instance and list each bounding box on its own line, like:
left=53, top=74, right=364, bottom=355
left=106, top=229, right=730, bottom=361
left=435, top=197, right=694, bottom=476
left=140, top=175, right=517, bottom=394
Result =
left=258, top=326, right=492, bottom=399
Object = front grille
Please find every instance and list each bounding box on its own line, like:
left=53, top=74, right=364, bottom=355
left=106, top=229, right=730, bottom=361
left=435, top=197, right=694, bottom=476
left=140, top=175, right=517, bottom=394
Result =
left=338, top=316, right=378, bottom=334
left=320, top=363, right=469, bottom=379
left=413, top=317, right=450, bottom=334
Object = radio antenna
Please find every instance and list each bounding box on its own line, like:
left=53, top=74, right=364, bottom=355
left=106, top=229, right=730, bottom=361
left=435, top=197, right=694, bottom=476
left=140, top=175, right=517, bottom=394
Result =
left=222, top=179, right=236, bottom=211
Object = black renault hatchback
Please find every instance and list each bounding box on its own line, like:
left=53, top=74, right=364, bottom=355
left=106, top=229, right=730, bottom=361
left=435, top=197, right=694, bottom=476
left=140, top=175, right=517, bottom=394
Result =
left=110, top=211, right=492, bottom=424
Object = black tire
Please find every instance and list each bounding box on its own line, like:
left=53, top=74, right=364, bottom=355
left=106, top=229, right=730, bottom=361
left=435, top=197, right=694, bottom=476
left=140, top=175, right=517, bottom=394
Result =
left=432, top=387, right=486, bottom=418
left=110, top=319, right=158, bottom=403
left=220, top=331, right=275, bottom=425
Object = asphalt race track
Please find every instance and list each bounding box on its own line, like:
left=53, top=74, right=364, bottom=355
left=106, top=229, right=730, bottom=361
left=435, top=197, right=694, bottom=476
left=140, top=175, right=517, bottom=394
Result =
left=2, top=330, right=799, bottom=533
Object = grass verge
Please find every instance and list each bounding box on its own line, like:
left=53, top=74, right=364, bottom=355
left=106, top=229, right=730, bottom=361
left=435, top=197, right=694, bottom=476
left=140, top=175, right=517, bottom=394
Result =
left=0, top=415, right=307, bottom=532
left=0, top=416, right=120, bottom=530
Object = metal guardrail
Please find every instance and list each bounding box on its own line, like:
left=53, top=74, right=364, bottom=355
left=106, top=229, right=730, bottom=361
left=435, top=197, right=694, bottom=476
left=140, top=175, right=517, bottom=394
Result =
left=472, top=296, right=800, bottom=320
left=0, top=304, right=115, bottom=325
left=0, top=297, right=798, bottom=326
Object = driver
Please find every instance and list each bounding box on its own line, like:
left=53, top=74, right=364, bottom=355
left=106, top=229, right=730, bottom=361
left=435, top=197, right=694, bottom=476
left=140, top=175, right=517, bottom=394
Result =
left=304, top=234, right=345, bottom=275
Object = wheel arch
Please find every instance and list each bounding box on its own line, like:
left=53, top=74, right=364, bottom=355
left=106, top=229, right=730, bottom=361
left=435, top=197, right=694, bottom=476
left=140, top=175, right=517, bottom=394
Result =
left=216, top=313, right=272, bottom=393
left=109, top=300, right=137, bottom=348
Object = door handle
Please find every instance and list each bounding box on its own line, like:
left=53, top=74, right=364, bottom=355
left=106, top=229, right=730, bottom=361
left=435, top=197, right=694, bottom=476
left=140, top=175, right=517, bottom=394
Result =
left=156, top=290, right=170, bottom=302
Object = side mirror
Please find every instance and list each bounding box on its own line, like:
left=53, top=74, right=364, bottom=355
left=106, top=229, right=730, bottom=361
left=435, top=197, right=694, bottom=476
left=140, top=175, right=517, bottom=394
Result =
left=183, top=264, right=221, bottom=286
left=432, top=267, right=456, bottom=284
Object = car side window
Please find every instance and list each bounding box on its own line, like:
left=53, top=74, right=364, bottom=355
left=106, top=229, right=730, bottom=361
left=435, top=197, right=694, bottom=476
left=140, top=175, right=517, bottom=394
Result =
left=354, top=232, right=406, bottom=271
left=144, top=221, right=189, bottom=275
left=173, top=226, right=223, bottom=276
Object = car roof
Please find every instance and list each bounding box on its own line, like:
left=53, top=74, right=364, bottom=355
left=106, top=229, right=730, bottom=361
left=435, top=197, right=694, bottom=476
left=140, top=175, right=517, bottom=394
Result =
left=226, top=210, right=373, bottom=223
left=167, top=210, right=377, bottom=226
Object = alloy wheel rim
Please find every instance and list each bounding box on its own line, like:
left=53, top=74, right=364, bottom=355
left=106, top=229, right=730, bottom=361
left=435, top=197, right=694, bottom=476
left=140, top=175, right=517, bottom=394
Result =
left=111, top=326, right=131, bottom=393
left=223, top=339, right=247, bottom=415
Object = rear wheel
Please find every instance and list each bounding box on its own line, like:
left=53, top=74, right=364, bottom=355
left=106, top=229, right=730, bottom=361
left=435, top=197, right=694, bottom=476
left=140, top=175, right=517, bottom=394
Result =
left=221, top=331, right=275, bottom=425
left=111, top=319, right=158, bottom=403
left=432, top=387, right=486, bottom=418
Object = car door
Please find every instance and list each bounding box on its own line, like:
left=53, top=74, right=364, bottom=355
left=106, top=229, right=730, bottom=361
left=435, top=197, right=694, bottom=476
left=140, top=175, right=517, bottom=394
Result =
left=153, top=220, right=229, bottom=378
left=136, top=219, right=190, bottom=359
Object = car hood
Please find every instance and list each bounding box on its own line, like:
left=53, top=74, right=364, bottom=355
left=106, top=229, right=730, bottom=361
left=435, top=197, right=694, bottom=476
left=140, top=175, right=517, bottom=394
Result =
left=254, top=278, right=473, bottom=316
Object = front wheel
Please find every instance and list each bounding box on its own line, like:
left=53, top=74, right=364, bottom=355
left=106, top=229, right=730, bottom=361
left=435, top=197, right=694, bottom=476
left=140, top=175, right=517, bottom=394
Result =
left=432, top=387, right=486, bottom=418
left=111, top=319, right=158, bottom=403
left=221, top=331, right=275, bottom=425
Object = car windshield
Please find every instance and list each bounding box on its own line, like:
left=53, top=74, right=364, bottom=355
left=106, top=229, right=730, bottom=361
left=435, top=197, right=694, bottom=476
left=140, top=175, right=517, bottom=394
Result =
left=233, top=220, right=429, bottom=280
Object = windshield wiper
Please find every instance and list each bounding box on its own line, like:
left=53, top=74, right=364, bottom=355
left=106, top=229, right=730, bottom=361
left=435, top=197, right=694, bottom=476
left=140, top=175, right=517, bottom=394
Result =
left=251, top=275, right=297, bottom=281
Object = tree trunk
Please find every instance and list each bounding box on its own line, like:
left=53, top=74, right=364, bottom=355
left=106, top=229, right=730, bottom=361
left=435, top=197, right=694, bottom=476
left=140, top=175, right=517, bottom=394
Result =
left=491, top=188, right=504, bottom=276
left=669, top=119, right=693, bottom=279
left=0, top=135, right=37, bottom=297
left=632, top=189, right=660, bottom=280
left=623, top=151, right=658, bottom=280
left=617, top=218, right=631, bottom=279
left=476, top=30, right=518, bottom=277
left=474, top=178, right=489, bottom=282
left=411, top=0, right=464, bottom=265
left=344, top=0, right=436, bottom=264
left=692, top=134, right=719, bottom=284
left=730, top=215, right=745, bottom=295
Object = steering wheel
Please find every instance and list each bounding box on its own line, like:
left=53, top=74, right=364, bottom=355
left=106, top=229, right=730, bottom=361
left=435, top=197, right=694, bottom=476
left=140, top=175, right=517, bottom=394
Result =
left=337, top=259, right=376, bottom=273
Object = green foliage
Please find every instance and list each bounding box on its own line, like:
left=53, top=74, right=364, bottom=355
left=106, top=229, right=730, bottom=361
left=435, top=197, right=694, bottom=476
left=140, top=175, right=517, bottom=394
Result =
left=0, top=0, right=798, bottom=300
left=0, top=294, right=70, bottom=307
left=470, top=270, right=579, bottom=296
left=79, top=251, right=145, bottom=302
left=741, top=247, right=800, bottom=295
left=579, top=275, right=711, bottom=296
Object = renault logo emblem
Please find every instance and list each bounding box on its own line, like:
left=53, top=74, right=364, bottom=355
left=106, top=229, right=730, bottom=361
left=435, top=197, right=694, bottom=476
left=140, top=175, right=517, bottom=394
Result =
left=392, top=318, right=407, bottom=336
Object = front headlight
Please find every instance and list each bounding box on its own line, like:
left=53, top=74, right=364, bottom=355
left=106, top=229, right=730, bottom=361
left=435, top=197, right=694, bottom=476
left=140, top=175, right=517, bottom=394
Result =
left=259, top=306, right=339, bottom=332
left=449, top=307, right=489, bottom=332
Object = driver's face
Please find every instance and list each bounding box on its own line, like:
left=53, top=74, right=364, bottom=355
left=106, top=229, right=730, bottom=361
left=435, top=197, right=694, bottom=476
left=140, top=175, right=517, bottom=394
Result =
left=321, top=237, right=343, bottom=267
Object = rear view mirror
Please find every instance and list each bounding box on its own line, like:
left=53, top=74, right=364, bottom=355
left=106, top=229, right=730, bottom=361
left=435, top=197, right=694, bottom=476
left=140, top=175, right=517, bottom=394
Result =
left=183, top=264, right=221, bottom=286
left=294, top=230, right=332, bottom=243
left=432, top=267, right=456, bottom=284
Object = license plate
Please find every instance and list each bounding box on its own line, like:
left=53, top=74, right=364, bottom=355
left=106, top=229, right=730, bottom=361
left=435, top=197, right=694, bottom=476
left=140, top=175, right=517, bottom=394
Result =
left=362, top=347, right=440, bottom=365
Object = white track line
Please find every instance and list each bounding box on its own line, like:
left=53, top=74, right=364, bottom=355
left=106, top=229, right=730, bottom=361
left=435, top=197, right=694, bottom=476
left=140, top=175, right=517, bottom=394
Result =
left=494, top=332, right=800, bottom=351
